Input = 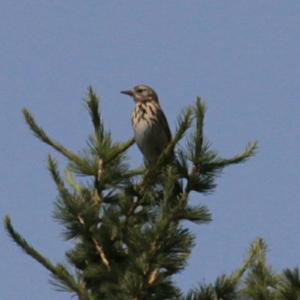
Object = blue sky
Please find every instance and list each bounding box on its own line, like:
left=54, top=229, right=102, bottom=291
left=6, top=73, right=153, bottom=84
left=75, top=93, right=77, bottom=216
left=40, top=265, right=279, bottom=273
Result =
left=1, top=1, right=300, bottom=299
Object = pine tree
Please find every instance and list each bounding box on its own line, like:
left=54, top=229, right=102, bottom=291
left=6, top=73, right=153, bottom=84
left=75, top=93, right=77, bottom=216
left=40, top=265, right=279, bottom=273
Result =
left=8, top=87, right=298, bottom=300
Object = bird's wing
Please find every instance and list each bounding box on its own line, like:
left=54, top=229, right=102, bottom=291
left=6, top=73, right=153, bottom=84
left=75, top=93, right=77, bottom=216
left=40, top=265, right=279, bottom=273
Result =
left=157, top=108, right=172, bottom=142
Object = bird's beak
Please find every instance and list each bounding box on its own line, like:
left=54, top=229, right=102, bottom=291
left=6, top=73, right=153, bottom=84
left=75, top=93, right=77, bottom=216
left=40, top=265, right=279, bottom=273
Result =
left=120, top=89, right=134, bottom=96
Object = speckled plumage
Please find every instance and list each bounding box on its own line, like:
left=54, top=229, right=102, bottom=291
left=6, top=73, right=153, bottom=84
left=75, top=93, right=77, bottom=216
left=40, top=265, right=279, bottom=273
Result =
left=121, top=84, right=172, bottom=163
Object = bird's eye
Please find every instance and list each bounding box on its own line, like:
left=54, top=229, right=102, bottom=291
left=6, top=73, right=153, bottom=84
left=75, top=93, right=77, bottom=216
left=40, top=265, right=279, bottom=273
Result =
left=137, top=89, right=144, bottom=93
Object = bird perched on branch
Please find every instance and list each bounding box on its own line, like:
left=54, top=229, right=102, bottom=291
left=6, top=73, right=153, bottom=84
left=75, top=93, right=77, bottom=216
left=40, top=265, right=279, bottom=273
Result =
left=121, top=84, right=172, bottom=164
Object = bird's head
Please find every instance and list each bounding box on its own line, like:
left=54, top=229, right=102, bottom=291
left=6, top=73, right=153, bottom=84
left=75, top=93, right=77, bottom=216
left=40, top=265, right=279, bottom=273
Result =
left=121, top=84, right=159, bottom=103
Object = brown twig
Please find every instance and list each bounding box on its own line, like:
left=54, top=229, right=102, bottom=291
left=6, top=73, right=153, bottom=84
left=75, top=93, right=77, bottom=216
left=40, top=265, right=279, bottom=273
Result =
left=147, top=268, right=160, bottom=285
left=93, top=159, right=104, bottom=206
left=97, top=159, right=104, bottom=182
left=77, top=215, right=85, bottom=225
left=77, top=215, right=111, bottom=271
left=92, top=237, right=111, bottom=271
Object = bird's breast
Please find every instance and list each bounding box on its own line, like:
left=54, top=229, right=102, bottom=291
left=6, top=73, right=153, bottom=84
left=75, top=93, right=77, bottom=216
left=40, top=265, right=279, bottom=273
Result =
left=131, top=102, right=169, bottom=162
left=131, top=106, right=154, bottom=141
left=131, top=102, right=158, bottom=128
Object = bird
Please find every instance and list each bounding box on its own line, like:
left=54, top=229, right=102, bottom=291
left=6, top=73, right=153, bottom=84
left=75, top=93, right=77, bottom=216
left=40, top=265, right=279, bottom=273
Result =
left=121, top=84, right=172, bottom=164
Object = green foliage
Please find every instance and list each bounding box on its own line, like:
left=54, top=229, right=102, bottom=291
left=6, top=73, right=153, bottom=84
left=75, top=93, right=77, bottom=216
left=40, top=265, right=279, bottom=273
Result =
left=4, top=215, right=94, bottom=300
left=178, top=97, right=258, bottom=194
left=4, top=88, right=276, bottom=300
left=183, top=238, right=300, bottom=300
left=184, top=274, right=238, bottom=300
left=240, top=238, right=278, bottom=299
left=278, top=268, right=300, bottom=299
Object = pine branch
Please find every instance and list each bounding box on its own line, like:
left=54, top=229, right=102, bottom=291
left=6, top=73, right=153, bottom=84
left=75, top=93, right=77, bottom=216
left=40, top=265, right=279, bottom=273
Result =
left=107, top=138, right=135, bottom=163
left=91, top=236, right=111, bottom=271
left=75, top=210, right=111, bottom=271
left=190, top=96, right=258, bottom=170
left=185, top=274, right=238, bottom=300
left=184, top=284, right=215, bottom=300
left=202, top=141, right=258, bottom=171
left=64, top=168, right=82, bottom=193
left=282, top=268, right=300, bottom=289
left=184, top=238, right=273, bottom=300
left=180, top=204, right=212, bottom=224
left=193, top=96, right=206, bottom=159
left=4, top=215, right=92, bottom=300
left=186, top=141, right=258, bottom=194
left=172, top=107, right=194, bottom=150
left=51, top=159, right=111, bottom=273
left=183, top=96, right=258, bottom=195
left=48, top=155, right=79, bottom=206
left=84, top=87, right=134, bottom=180
left=85, top=87, right=103, bottom=137
left=24, top=106, right=132, bottom=182
left=230, top=237, right=266, bottom=284
left=85, top=88, right=135, bottom=163
left=240, top=237, right=278, bottom=299
left=23, top=108, right=78, bottom=160
left=23, top=109, right=94, bottom=174
left=48, top=155, right=64, bottom=188
left=278, top=268, right=300, bottom=299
